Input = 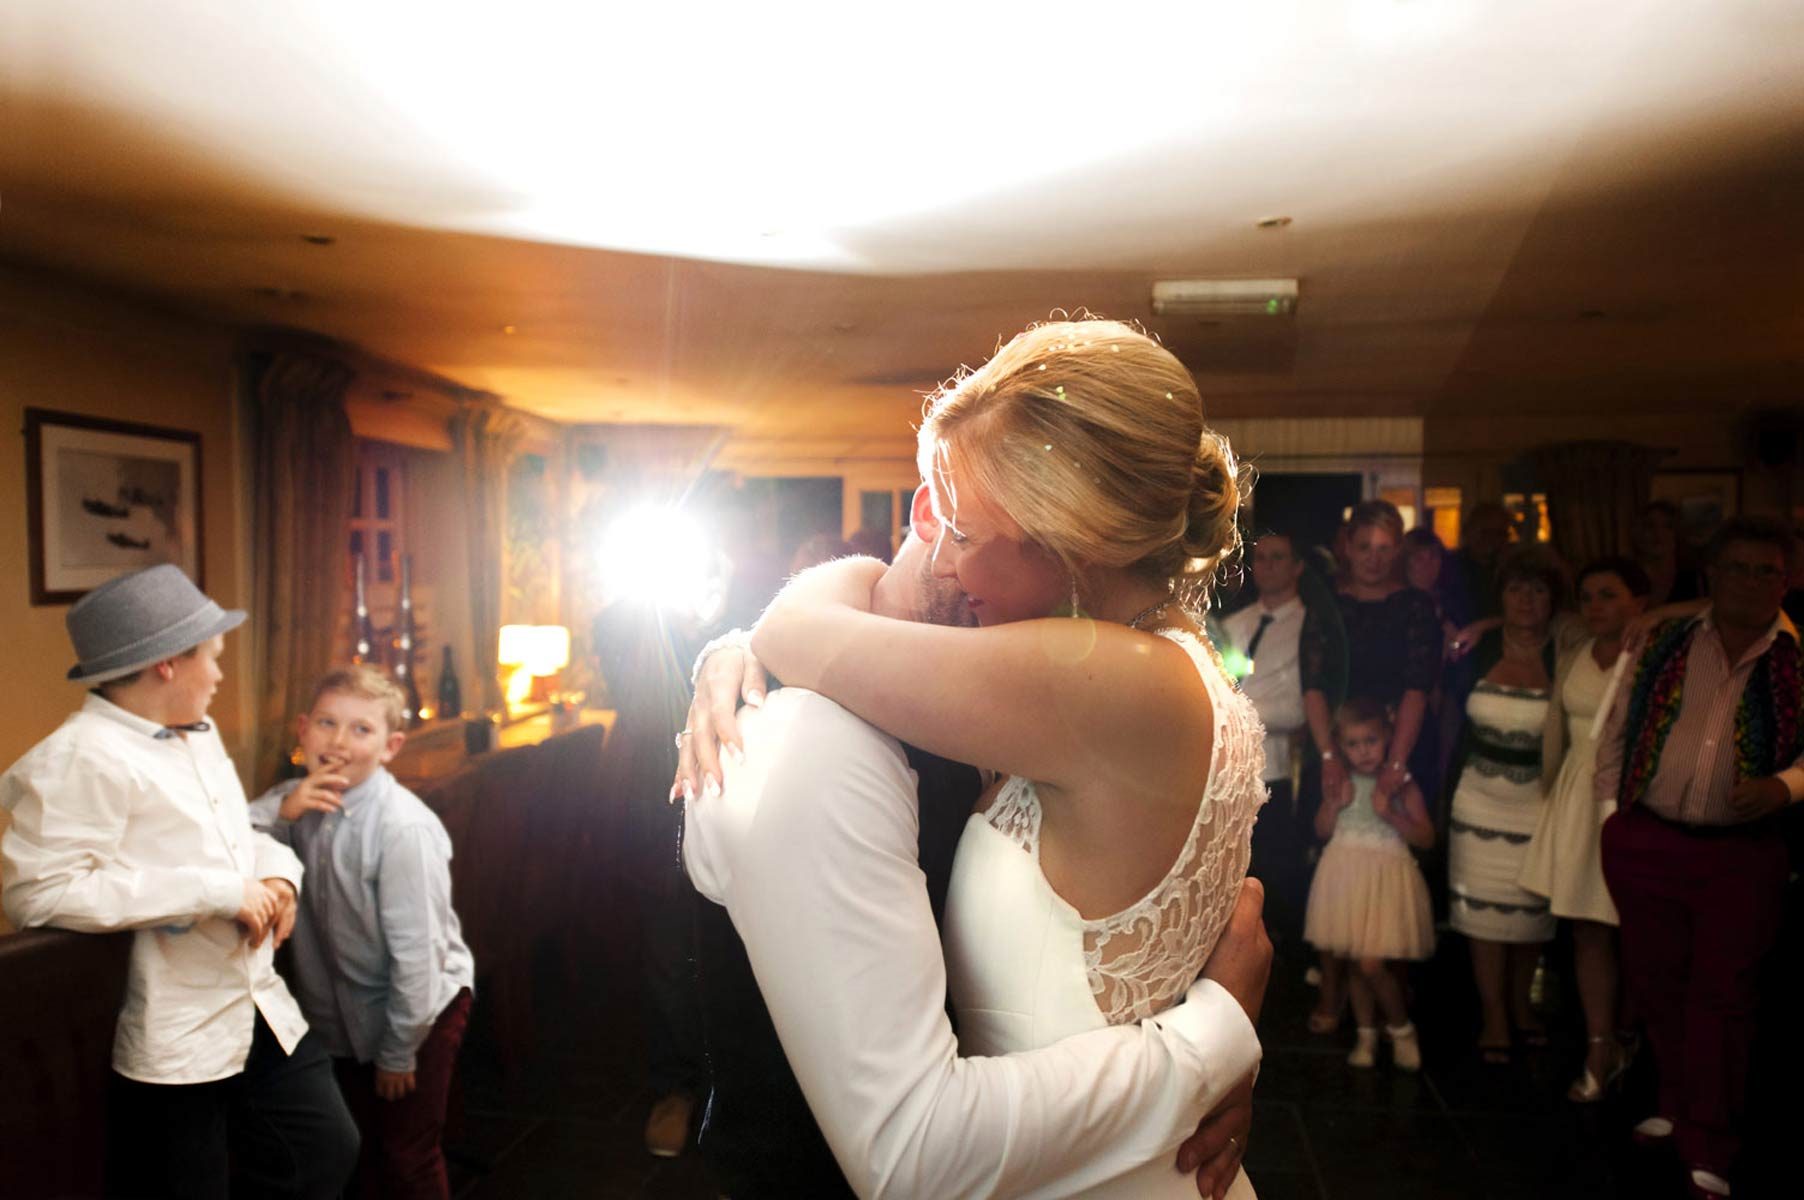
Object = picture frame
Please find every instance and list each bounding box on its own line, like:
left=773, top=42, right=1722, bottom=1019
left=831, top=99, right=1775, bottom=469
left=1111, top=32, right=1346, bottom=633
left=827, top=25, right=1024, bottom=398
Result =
left=1649, top=469, right=1740, bottom=550
left=24, top=408, right=204, bottom=605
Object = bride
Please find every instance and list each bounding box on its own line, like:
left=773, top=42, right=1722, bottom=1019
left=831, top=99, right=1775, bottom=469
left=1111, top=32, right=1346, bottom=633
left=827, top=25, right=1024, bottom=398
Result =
left=682, top=318, right=1265, bottom=1197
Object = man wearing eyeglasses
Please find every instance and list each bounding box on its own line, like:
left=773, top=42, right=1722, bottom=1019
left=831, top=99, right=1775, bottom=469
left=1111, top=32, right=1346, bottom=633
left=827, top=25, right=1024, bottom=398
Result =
left=1594, top=516, right=1802, bottom=1200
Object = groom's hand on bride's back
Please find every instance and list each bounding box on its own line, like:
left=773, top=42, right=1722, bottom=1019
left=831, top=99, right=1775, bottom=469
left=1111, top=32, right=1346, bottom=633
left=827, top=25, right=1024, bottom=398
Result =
left=1203, top=877, right=1272, bottom=1024
left=1175, top=878, right=1270, bottom=1199
left=1178, top=1073, right=1254, bottom=1200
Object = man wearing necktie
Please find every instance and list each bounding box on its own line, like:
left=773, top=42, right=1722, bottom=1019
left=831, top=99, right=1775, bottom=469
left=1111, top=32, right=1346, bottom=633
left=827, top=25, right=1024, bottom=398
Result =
left=1222, top=531, right=1320, bottom=942
left=0, top=564, right=359, bottom=1198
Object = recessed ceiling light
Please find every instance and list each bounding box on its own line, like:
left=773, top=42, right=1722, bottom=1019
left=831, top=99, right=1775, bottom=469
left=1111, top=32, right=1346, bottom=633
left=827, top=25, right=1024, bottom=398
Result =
left=502, top=324, right=517, bottom=335
left=300, top=234, right=336, bottom=246
left=1255, top=216, right=1293, bottom=229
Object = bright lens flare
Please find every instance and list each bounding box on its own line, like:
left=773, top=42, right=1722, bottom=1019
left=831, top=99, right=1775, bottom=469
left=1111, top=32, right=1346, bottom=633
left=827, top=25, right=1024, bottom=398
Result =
left=599, top=505, right=713, bottom=614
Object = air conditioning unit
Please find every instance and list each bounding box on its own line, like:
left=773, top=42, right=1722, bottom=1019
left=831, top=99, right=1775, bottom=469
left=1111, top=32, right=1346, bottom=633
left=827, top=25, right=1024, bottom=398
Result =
left=1150, top=278, right=1298, bottom=317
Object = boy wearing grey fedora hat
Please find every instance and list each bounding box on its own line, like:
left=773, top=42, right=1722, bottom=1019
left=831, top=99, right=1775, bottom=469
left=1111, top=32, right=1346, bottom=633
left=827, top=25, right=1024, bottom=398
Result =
left=1, top=564, right=359, bottom=1198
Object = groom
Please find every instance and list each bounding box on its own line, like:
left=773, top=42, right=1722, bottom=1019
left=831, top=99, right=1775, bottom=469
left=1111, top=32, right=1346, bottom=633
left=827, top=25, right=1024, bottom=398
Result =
left=680, top=486, right=1269, bottom=1198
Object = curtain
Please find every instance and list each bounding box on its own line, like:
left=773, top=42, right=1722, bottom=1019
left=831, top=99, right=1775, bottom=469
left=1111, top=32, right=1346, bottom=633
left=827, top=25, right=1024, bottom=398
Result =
left=451, top=404, right=523, bottom=715
left=250, top=352, right=357, bottom=790
left=1529, top=440, right=1662, bottom=568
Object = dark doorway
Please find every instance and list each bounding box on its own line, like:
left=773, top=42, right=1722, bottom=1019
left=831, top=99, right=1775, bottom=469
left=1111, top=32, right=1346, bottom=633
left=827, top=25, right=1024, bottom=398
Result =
left=770, top=476, right=843, bottom=561
left=1247, top=472, right=1364, bottom=557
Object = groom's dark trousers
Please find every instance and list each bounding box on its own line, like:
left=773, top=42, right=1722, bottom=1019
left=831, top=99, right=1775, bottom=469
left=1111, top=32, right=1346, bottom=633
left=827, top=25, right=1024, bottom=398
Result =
left=689, top=743, right=982, bottom=1198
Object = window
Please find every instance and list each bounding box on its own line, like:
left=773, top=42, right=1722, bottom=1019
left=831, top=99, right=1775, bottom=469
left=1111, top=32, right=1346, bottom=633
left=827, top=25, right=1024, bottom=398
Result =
left=1424, top=486, right=1463, bottom=548
left=860, top=490, right=894, bottom=540
left=1501, top=493, right=1553, bottom=543
left=349, top=444, right=406, bottom=584
left=345, top=442, right=410, bottom=662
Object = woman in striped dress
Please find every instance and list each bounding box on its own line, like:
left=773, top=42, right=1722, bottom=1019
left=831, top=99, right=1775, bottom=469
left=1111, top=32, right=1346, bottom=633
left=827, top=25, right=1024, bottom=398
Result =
left=1447, top=549, right=1564, bottom=1063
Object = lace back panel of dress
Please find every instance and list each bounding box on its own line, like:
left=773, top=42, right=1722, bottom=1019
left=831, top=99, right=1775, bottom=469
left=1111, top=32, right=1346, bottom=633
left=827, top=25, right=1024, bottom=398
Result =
left=984, top=630, right=1266, bottom=1024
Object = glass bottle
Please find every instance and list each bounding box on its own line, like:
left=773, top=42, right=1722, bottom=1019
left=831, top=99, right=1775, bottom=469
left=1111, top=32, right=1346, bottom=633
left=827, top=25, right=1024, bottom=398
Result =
left=436, top=645, right=463, bottom=722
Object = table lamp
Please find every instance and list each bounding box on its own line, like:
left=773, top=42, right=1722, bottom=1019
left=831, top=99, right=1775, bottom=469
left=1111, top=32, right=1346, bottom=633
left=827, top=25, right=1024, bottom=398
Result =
left=498, top=624, right=571, bottom=713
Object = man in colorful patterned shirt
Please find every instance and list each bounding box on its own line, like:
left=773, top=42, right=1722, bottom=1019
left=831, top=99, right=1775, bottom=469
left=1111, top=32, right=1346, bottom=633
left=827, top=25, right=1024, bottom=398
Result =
left=1594, top=516, right=1803, bottom=1199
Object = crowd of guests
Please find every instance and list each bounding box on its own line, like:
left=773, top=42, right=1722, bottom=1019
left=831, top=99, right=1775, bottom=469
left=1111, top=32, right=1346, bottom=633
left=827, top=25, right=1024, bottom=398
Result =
left=3, top=489, right=1798, bottom=1199
left=1218, top=499, right=1804, bottom=1198
left=1, top=567, right=473, bottom=1199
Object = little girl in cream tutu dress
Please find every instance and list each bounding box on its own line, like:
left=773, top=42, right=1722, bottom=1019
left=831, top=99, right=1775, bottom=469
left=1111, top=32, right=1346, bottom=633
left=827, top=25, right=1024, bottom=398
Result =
left=1304, top=698, right=1437, bottom=1070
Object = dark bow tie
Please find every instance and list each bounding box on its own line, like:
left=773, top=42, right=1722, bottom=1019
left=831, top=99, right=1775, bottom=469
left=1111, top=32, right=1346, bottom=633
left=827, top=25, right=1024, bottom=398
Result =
left=154, top=721, right=212, bottom=739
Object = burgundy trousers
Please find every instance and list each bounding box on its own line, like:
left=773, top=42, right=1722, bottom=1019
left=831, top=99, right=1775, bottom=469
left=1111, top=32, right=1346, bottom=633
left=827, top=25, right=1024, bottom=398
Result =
left=333, top=988, right=473, bottom=1200
left=1600, top=806, right=1787, bottom=1174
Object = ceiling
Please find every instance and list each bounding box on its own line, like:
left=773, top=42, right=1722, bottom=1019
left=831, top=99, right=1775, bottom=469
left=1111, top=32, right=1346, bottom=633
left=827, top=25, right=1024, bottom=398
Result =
left=3, top=1, right=1801, bottom=448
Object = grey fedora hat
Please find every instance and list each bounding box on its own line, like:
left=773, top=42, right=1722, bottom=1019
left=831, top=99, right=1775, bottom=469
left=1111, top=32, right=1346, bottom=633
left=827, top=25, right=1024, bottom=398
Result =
left=66, top=564, right=247, bottom=684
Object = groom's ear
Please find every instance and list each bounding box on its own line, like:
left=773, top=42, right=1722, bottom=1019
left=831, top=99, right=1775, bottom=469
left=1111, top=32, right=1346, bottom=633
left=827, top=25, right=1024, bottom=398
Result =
left=908, top=484, right=939, bottom=543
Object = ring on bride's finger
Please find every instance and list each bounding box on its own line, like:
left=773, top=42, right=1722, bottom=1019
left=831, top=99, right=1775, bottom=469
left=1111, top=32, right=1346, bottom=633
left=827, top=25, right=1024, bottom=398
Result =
left=674, top=728, right=694, bottom=748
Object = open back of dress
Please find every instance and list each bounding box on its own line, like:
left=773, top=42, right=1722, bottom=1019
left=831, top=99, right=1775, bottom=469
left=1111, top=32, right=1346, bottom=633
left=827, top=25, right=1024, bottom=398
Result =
left=943, top=628, right=1266, bottom=1198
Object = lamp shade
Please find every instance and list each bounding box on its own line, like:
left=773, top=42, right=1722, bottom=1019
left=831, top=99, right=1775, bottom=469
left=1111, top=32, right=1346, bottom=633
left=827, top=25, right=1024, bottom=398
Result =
left=497, top=624, right=570, bottom=675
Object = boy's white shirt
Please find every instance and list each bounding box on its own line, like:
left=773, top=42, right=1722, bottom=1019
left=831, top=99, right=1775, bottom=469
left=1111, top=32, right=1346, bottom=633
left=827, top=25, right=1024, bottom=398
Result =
left=684, top=687, right=1261, bottom=1199
left=0, top=692, right=308, bottom=1083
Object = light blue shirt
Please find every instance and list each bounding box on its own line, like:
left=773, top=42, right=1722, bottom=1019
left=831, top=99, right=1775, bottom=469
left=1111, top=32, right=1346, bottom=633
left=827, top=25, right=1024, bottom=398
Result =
left=1329, top=772, right=1409, bottom=857
left=250, top=766, right=474, bottom=1071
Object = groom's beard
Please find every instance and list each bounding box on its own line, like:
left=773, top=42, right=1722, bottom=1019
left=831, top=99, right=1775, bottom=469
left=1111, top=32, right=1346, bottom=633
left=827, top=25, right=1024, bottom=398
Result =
left=920, top=562, right=977, bottom=629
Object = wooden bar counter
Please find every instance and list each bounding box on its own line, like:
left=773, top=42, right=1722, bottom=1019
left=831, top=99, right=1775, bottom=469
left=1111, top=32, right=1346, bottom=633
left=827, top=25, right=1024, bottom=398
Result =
left=390, top=708, right=618, bottom=1080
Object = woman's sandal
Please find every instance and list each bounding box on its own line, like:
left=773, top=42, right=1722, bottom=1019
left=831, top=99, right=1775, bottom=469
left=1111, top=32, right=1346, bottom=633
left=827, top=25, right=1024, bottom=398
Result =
left=1631, top=1115, right=1675, bottom=1148
left=1306, top=1009, right=1341, bottom=1035
left=1686, top=1167, right=1732, bottom=1198
left=1567, top=1035, right=1630, bottom=1103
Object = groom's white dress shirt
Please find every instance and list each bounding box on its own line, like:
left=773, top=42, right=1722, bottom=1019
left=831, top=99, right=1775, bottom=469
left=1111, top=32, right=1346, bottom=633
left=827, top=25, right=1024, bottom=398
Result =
left=685, top=687, right=1262, bottom=1199
left=1, top=693, right=309, bottom=1083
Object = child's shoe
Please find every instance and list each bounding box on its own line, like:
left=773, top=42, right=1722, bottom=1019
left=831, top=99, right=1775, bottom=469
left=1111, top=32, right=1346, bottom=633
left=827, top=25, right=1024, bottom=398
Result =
left=1348, top=1026, right=1379, bottom=1069
left=1386, top=1022, right=1421, bottom=1072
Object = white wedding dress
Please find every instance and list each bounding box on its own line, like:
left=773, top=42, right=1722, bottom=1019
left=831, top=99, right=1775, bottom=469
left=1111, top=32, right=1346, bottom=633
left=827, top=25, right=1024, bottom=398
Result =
left=944, top=628, right=1265, bottom=1198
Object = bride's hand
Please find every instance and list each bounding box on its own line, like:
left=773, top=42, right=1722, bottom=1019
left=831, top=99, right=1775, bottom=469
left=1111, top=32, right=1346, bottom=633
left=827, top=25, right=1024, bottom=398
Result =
left=673, top=636, right=771, bottom=803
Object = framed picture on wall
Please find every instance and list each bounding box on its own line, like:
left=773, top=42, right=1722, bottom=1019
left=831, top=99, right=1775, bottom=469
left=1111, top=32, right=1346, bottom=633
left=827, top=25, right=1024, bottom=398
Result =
left=24, top=408, right=204, bottom=605
left=1649, top=469, right=1740, bottom=550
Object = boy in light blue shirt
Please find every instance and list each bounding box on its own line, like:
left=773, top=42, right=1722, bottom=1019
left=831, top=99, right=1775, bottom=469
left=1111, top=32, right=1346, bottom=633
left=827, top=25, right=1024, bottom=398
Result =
left=251, top=665, right=475, bottom=1200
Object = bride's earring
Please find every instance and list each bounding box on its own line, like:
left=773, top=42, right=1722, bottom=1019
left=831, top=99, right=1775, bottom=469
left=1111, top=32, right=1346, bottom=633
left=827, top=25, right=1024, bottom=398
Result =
left=1068, top=574, right=1082, bottom=619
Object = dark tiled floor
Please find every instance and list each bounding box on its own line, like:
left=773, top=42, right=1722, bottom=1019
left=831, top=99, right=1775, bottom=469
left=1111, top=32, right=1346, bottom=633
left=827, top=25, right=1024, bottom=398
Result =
left=448, top=915, right=1798, bottom=1199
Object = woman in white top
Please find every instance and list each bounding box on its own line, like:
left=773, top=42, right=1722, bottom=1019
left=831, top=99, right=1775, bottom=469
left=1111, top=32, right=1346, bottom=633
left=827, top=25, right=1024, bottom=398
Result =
left=1518, top=556, right=1649, bottom=1101
left=689, top=319, right=1268, bottom=1197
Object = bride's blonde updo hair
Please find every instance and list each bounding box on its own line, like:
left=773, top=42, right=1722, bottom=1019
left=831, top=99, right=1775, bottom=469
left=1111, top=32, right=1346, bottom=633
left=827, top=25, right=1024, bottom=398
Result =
left=917, top=318, right=1248, bottom=611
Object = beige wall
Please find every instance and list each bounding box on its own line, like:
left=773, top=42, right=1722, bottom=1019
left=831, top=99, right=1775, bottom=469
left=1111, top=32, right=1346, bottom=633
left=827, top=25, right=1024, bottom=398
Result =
left=0, top=266, right=249, bottom=933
